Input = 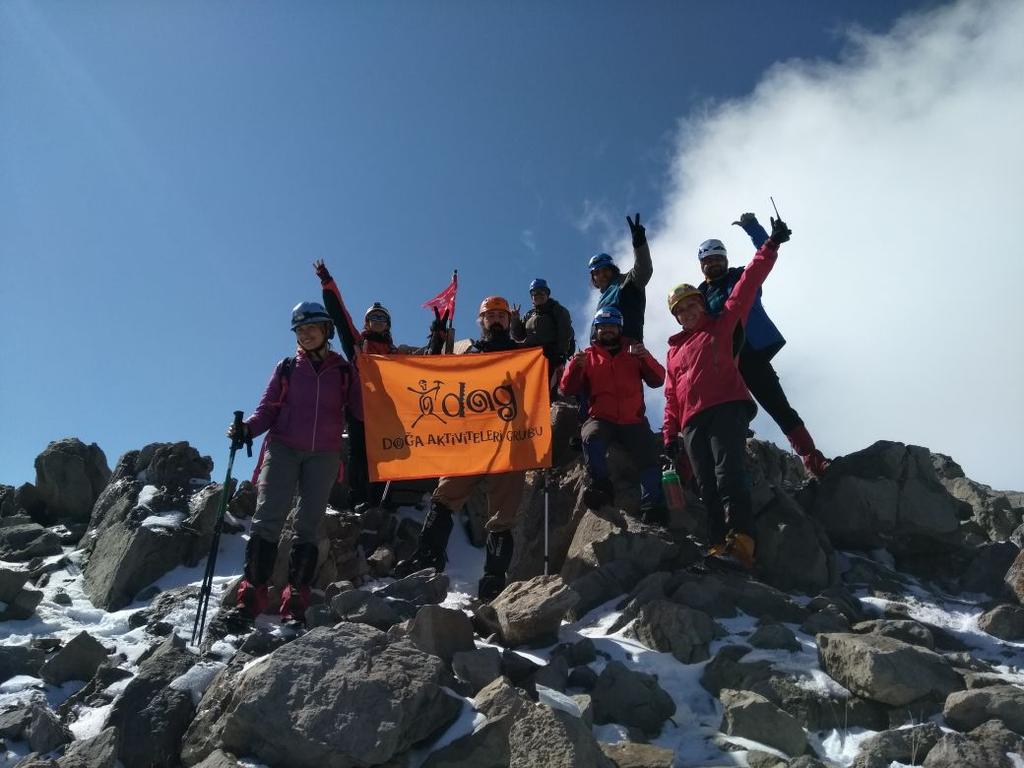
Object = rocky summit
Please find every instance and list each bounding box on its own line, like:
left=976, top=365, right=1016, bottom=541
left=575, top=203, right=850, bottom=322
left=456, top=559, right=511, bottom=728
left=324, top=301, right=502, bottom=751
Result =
left=1, top=431, right=1024, bottom=767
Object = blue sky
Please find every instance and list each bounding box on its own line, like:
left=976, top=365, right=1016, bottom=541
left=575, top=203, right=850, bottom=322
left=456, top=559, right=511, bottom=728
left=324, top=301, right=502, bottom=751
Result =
left=5, top=0, right=1022, bottom=491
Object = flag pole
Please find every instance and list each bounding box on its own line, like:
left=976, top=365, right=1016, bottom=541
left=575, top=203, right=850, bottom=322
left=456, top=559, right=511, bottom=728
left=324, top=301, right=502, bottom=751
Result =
left=445, top=269, right=457, bottom=354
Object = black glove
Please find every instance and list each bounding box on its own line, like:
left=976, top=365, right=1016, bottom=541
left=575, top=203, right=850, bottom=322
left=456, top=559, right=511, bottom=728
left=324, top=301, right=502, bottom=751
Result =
left=430, top=307, right=450, bottom=334
left=731, top=212, right=759, bottom=228
left=227, top=421, right=250, bottom=443
left=314, top=259, right=332, bottom=283
left=428, top=308, right=449, bottom=354
left=769, top=217, right=791, bottom=245
left=626, top=213, right=646, bottom=248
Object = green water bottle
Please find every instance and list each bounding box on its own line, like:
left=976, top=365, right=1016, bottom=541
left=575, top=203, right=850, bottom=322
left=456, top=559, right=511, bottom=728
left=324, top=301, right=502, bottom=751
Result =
left=662, top=467, right=686, bottom=512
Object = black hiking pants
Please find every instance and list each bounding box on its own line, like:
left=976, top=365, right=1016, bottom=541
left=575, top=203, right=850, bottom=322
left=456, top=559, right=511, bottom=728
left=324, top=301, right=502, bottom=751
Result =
left=737, top=345, right=802, bottom=435
left=682, top=400, right=754, bottom=545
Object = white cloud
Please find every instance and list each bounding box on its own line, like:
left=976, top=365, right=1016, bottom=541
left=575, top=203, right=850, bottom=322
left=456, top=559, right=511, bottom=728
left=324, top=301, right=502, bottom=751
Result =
left=642, top=0, right=1024, bottom=489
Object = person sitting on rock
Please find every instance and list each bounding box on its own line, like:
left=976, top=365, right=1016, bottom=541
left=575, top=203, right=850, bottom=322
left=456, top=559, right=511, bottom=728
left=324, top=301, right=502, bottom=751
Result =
left=392, top=296, right=533, bottom=602
left=697, top=214, right=830, bottom=477
left=559, top=306, right=668, bottom=526
left=226, top=300, right=360, bottom=626
left=663, top=216, right=793, bottom=569
left=511, top=278, right=576, bottom=396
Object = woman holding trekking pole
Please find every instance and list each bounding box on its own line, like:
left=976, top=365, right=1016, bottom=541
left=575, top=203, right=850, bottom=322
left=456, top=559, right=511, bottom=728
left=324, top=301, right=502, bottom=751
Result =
left=224, top=301, right=360, bottom=628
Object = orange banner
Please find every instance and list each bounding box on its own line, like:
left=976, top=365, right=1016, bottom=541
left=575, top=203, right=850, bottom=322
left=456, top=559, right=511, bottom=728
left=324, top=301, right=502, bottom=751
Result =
left=360, top=347, right=552, bottom=481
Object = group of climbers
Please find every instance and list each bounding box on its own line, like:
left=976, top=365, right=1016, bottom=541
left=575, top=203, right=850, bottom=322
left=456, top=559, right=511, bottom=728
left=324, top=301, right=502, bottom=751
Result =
left=223, top=207, right=829, bottom=627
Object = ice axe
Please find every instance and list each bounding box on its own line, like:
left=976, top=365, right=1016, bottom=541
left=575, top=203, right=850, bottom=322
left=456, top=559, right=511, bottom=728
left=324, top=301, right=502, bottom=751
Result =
left=191, top=410, right=252, bottom=646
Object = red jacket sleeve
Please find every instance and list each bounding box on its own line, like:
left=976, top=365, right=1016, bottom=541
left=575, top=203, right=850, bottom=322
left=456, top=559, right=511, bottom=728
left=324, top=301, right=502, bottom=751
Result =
left=321, top=278, right=362, bottom=363
left=559, top=353, right=588, bottom=396
left=244, top=363, right=285, bottom=439
left=720, top=241, right=778, bottom=327
left=638, top=351, right=665, bottom=389
left=662, top=354, right=680, bottom=446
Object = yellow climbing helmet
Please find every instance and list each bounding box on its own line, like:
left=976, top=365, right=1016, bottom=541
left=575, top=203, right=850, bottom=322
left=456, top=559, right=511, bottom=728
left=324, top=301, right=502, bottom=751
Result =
left=667, top=283, right=703, bottom=314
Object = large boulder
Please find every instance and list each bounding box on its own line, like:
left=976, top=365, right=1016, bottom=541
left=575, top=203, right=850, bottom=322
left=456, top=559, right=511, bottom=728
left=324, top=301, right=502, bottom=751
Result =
left=58, top=725, right=120, bottom=768
left=509, top=463, right=588, bottom=582
left=852, top=722, right=943, bottom=768
left=561, top=508, right=680, bottom=585
left=488, top=575, right=579, bottom=647
left=719, top=688, right=807, bottom=757
left=215, top=624, right=461, bottom=768
left=134, top=441, right=213, bottom=487
left=39, top=631, right=109, bottom=685
left=627, top=599, right=720, bottom=663
left=817, top=632, right=962, bottom=706
left=809, top=441, right=965, bottom=549
left=1005, top=547, right=1024, bottom=604
left=33, top=438, right=110, bottom=524
left=83, top=481, right=224, bottom=610
left=977, top=604, right=1024, bottom=641
left=590, top=661, right=676, bottom=736
left=923, top=719, right=1024, bottom=767
left=508, top=704, right=616, bottom=767
left=959, top=541, right=1020, bottom=597
left=407, top=605, right=475, bottom=663
left=0, top=519, right=62, bottom=562
left=753, top=488, right=836, bottom=594
left=0, top=645, right=47, bottom=684
left=106, top=634, right=198, bottom=768
left=942, top=684, right=1024, bottom=734
left=932, top=452, right=1024, bottom=541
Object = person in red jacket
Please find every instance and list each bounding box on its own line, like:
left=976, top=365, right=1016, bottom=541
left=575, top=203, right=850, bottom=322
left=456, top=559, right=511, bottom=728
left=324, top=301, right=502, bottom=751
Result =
left=662, top=216, right=792, bottom=569
left=560, top=306, right=668, bottom=525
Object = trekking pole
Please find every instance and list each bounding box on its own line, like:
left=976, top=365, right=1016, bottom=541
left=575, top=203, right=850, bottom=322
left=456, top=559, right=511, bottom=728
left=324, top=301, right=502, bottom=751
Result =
left=770, top=196, right=782, bottom=219
left=379, top=480, right=392, bottom=507
left=542, top=471, right=550, bottom=576
left=191, top=411, right=252, bottom=645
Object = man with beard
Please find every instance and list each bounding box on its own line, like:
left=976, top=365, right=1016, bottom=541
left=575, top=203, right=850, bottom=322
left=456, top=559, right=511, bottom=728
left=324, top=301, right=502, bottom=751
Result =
left=696, top=214, right=829, bottom=477
left=393, top=296, right=532, bottom=602
left=559, top=307, right=668, bottom=525
left=511, top=278, right=575, bottom=396
left=588, top=213, right=652, bottom=344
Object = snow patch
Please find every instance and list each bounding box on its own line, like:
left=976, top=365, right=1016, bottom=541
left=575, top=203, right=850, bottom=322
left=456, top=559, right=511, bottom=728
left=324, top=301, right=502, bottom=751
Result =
left=169, top=660, right=226, bottom=706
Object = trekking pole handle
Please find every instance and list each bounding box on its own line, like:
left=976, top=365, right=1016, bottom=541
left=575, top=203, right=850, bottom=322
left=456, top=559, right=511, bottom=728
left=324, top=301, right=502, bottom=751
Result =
left=231, top=410, right=253, bottom=457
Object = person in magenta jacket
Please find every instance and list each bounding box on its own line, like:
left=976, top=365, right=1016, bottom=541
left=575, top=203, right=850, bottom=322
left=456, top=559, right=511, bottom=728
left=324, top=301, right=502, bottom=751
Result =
left=226, top=301, right=360, bottom=626
left=560, top=306, right=668, bottom=525
left=662, top=216, right=792, bottom=569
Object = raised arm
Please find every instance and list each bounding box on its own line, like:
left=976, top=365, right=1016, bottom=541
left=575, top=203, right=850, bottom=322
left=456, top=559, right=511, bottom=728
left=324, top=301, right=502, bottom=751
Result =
left=720, top=217, right=791, bottom=326
left=315, top=260, right=361, bottom=362
left=624, top=213, right=653, bottom=288
left=732, top=212, right=769, bottom=249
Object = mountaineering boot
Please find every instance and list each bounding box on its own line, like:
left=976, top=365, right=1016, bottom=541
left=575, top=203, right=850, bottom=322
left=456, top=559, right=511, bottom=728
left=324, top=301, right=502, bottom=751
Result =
left=478, top=530, right=514, bottom=602
left=280, top=541, right=318, bottom=625
left=582, top=477, right=614, bottom=510
left=786, top=424, right=831, bottom=478
left=638, top=466, right=668, bottom=527
left=233, top=534, right=278, bottom=621
left=392, top=501, right=455, bottom=578
left=712, top=536, right=761, bottom=573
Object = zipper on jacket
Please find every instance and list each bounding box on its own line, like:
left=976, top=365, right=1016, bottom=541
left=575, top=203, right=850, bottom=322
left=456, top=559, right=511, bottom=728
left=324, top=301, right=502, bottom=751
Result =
left=311, top=366, right=322, bottom=451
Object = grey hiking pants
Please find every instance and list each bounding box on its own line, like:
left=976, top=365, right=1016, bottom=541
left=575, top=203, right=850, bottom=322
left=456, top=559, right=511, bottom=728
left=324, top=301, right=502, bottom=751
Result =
left=252, top=441, right=341, bottom=545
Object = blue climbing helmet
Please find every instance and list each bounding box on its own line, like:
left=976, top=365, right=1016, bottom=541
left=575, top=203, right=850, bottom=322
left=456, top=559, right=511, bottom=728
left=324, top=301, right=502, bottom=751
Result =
left=529, top=278, right=550, bottom=293
left=591, top=306, right=624, bottom=328
left=697, top=239, right=728, bottom=261
left=588, top=253, right=617, bottom=273
left=290, top=301, right=334, bottom=337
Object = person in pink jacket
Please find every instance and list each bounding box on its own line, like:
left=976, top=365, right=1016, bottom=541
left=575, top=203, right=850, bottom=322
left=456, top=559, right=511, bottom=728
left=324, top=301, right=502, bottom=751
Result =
left=662, top=216, right=792, bottom=569
left=226, top=301, right=360, bottom=626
